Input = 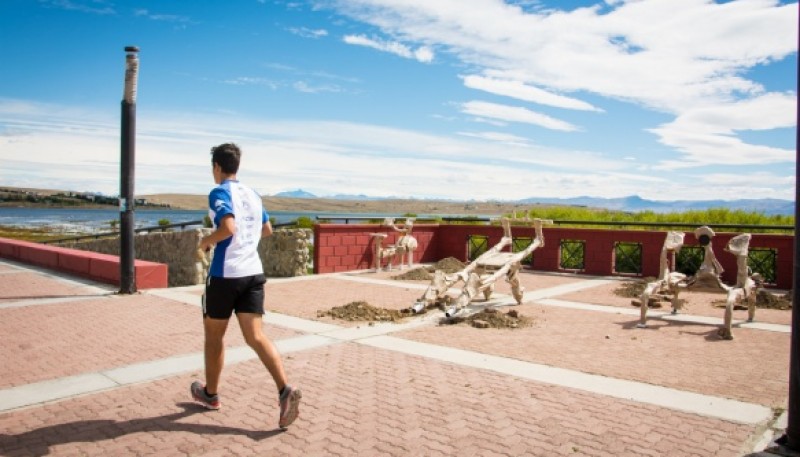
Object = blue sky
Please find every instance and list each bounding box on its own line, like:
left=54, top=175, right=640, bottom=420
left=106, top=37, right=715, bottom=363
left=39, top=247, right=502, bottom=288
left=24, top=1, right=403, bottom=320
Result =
left=0, top=0, right=797, bottom=202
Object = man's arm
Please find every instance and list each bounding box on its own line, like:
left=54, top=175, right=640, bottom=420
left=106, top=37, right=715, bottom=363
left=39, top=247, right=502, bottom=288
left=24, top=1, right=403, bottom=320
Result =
left=262, top=221, right=273, bottom=238
left=199, top=215, right=235, bottom=251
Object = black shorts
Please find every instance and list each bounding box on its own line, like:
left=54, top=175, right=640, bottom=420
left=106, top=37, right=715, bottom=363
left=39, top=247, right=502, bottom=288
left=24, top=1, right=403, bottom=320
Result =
left=202, top=274, right=266, bottom=319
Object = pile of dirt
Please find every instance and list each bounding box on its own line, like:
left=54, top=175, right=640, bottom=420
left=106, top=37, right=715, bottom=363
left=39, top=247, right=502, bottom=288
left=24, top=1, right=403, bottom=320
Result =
left=713, top=290, right=793, bottom=310
left=441, top=307, right=533, bottom=329
left=614, top=278, right=656, bottom=298
left=428, top=257, right=467, bottom=273
left=391, top=257, right=467, bottom=281
left=391, top=268, right=432, bottom=281
left=756, top=290, right=793, bottom=310
left=623, top=277, right=793, bottom=312
left=317, top=301, right=405, bottom=322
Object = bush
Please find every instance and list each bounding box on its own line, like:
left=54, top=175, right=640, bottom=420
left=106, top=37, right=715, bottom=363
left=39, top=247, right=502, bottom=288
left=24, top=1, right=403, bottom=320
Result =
left=518, top=207, right=793, bottom=233
left=295, top=216, right=314, bottom=228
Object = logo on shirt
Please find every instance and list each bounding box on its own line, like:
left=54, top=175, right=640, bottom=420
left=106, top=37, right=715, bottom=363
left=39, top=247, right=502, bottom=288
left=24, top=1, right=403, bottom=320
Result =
left=214, top=199, right=225, bottom=210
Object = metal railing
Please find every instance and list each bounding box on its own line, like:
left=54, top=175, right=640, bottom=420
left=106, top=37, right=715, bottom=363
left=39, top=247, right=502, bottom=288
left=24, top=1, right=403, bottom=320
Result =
left=313, top=215, right=792, bottom=231
left=43, top=220, right=206, bottom=244
left=42, top=219, right=301, bottom=245
left=314, top=215, right=492, bottom=224
left=549, top=220, right=794, bottom=231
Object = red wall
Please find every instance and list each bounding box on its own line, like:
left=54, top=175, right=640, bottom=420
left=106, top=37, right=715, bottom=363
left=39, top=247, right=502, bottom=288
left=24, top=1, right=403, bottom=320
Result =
left=0, top=237, right=168, bottom=289
left=314, top=224, right=439, bottom=273
left=314, top=224, right=794, bottom=289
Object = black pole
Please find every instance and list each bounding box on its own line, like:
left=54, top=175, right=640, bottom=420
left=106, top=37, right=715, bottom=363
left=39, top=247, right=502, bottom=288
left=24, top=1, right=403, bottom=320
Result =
left=784, top=10, right=800, bottom=449
left=119, top=46, right=139, bottom=294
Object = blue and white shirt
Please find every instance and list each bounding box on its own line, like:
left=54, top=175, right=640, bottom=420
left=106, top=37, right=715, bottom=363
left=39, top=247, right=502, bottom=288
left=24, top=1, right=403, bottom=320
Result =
left=207, top=179, right=269, bottom=278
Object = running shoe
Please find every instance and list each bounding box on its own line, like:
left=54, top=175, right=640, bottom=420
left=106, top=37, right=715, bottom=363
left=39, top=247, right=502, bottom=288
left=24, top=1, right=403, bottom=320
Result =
left=190, top=381, right=220, bottom=410
left=278, top=385, right=302, bottom=429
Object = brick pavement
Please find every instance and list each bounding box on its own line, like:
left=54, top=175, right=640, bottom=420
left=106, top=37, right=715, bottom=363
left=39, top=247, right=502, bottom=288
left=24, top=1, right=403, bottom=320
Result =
left=558, top=281, right=792, bottom=325
left=0, top=260, right=790, bottom=456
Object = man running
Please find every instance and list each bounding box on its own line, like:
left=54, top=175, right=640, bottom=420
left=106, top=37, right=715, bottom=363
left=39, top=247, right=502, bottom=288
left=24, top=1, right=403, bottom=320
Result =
left=191, top=142, right=301, bottom=430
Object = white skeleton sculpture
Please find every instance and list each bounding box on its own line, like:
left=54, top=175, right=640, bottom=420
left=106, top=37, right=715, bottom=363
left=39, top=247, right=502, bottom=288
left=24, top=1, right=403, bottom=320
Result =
left=637, top=226, right=762, bottom=340
left=415, top=217, right=552, bottom=317
left=195, top=230, right=212, bottom=283
left=369, top=217, right=418, bottom=271
left=636, top=231, right=687, bottom=328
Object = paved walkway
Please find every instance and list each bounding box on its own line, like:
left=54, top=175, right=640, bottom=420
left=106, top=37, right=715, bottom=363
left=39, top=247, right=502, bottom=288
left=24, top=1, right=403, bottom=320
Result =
left=0, top=259, right=792, bottom=456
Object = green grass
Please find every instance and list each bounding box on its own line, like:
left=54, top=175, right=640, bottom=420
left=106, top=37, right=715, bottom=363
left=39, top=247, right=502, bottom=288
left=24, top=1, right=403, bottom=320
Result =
left=510, top=207, right=794, bottom=233
left=0, top=225, right=90, bottom=242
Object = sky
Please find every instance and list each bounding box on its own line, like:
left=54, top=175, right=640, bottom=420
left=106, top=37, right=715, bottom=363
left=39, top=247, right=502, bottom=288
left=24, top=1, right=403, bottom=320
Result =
left=0, top=0, right=797, bottom=203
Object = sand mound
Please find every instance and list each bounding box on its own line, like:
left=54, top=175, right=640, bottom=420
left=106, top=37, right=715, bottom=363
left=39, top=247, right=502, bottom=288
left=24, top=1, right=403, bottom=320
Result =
left=441, top=307, right=533, bottom=329
left=391, top=268, right=432, bottom=281
left=712, top=290, right=792, bottom=310
left=317, top=301, right=405, bottom=322
left=614, top=277, right=656, bottom=298
left=391, top=257, right=467, bottom=281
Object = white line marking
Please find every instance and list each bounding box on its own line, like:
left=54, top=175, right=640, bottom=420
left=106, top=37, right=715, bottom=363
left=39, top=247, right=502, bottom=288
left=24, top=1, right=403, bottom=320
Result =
left=358, top=335, right=772, bottom=426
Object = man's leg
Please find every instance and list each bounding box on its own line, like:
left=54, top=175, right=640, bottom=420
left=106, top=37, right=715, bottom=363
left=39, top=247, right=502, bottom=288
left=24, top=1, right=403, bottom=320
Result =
left=236, top=312, right=287, bottom=390
left=237, top=312, right=301, bottom=429
left=203, top=316, right=230, bottom=394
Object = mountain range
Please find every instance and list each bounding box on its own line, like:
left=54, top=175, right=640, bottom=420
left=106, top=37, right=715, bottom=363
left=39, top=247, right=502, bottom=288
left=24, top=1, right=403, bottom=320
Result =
left=273, top=190, right=795, bottom=216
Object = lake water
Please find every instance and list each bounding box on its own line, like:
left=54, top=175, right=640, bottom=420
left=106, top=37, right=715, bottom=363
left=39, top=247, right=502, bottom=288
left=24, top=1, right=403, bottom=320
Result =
left=0, top=207, right=476, bottom=233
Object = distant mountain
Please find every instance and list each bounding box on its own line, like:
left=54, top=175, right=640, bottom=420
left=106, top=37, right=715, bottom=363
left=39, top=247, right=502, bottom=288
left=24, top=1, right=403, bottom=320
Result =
left=330, top=194, right=387, bottom=200
left=268, top=190, right=794, bottom=215
left=273, top=189, right=317, bottom=199
left=519, top=195, right=794, bottom=216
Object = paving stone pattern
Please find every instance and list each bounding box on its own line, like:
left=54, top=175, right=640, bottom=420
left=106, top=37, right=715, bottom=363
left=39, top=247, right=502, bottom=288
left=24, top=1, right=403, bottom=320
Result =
left=0, top=261, right=788, bottom=456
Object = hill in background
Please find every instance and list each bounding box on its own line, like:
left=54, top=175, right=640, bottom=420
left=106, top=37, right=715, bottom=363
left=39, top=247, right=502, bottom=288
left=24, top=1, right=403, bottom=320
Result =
left=2, top=186, right=793, bottom=216
left=260, top=189, right=796, bottom=216
left=143, top=193, right=537, bottom=215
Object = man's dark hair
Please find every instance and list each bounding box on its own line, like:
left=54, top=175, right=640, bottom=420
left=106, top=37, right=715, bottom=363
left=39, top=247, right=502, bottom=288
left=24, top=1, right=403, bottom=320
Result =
left=210, top=143, right=241, bottom=174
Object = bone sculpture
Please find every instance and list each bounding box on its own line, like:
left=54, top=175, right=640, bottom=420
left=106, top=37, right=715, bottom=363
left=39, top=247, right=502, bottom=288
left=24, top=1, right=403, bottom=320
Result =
left=636, top=231, right=688, bottom=328
left=369, top=217, right=417, bottom=271
left=718, top=233, right=762, bottom=340
left=637, top=226, right=762, bottom=340
left=391, top=217, right=418, bottom=269
left=414, top=217, right=552, bottom=317
left=195, top=230, right=212, bottom=284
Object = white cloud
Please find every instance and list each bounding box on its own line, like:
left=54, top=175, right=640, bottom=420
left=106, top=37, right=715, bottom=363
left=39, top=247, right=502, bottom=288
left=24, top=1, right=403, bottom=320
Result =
left=462, top=75, right=602, bottom=112
left=223, top=77, right=279, bottom=89
left=457, top=131, right=531, bottom=145
left=343, top=34, right=434, bottom=63
left=322, top=0, right=797, bottom=173
left=288, top=27, right=328, bottom=38
left=41, top=0, right=115, bottom=15
left=0, top=98, right=627, bottom=198
left=292, top=81, right=344, bottom=93
left=328, top=0, right=796, bottom=110
left=461, top=100, right=579, bottom=131
left=650, top=92, right=796, bottom=168
left=134, top=9, right=193, bottom=23
left=700, top=172, right=795, bottom=188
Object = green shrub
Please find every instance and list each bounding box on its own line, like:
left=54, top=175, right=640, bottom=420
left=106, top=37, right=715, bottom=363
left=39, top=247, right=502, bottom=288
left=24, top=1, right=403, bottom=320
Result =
left=295, top=216, right=314, bottom=228
left=518, top=207, right=792, bottom=233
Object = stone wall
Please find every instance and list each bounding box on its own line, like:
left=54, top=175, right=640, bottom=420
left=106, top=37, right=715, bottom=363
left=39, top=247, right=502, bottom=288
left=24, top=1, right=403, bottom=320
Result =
left=261, top=229, right=313, bottom=277
left=57, top=228, right=312, bottom=287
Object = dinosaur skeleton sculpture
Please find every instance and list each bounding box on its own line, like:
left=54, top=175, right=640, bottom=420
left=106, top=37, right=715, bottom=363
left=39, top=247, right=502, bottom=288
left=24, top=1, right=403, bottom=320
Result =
left=414, top=217, right=552, bottom=317
left=369, top=217, right=418, bottom=271
left=637, top=226, right=762, bottom=340
left=636, top=231, right=687, bottom=327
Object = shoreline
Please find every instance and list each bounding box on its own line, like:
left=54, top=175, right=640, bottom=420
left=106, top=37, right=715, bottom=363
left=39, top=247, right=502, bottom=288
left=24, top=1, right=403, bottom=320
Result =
left=144, top=193, right=539, bottom=216
left=1, top=186, right=539, bottom=216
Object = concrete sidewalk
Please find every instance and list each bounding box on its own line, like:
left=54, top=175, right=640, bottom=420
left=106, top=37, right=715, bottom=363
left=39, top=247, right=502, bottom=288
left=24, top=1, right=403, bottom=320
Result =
left=0, top=259, right=791, bottom=456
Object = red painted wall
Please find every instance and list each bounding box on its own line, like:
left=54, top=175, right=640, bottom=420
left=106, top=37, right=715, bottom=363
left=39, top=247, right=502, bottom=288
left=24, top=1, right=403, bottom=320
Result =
left=314, top=224, right=794, bottom=289
left=314, top=224, right=439, bottom=273
left=0, top=237, right=168, bottom=289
